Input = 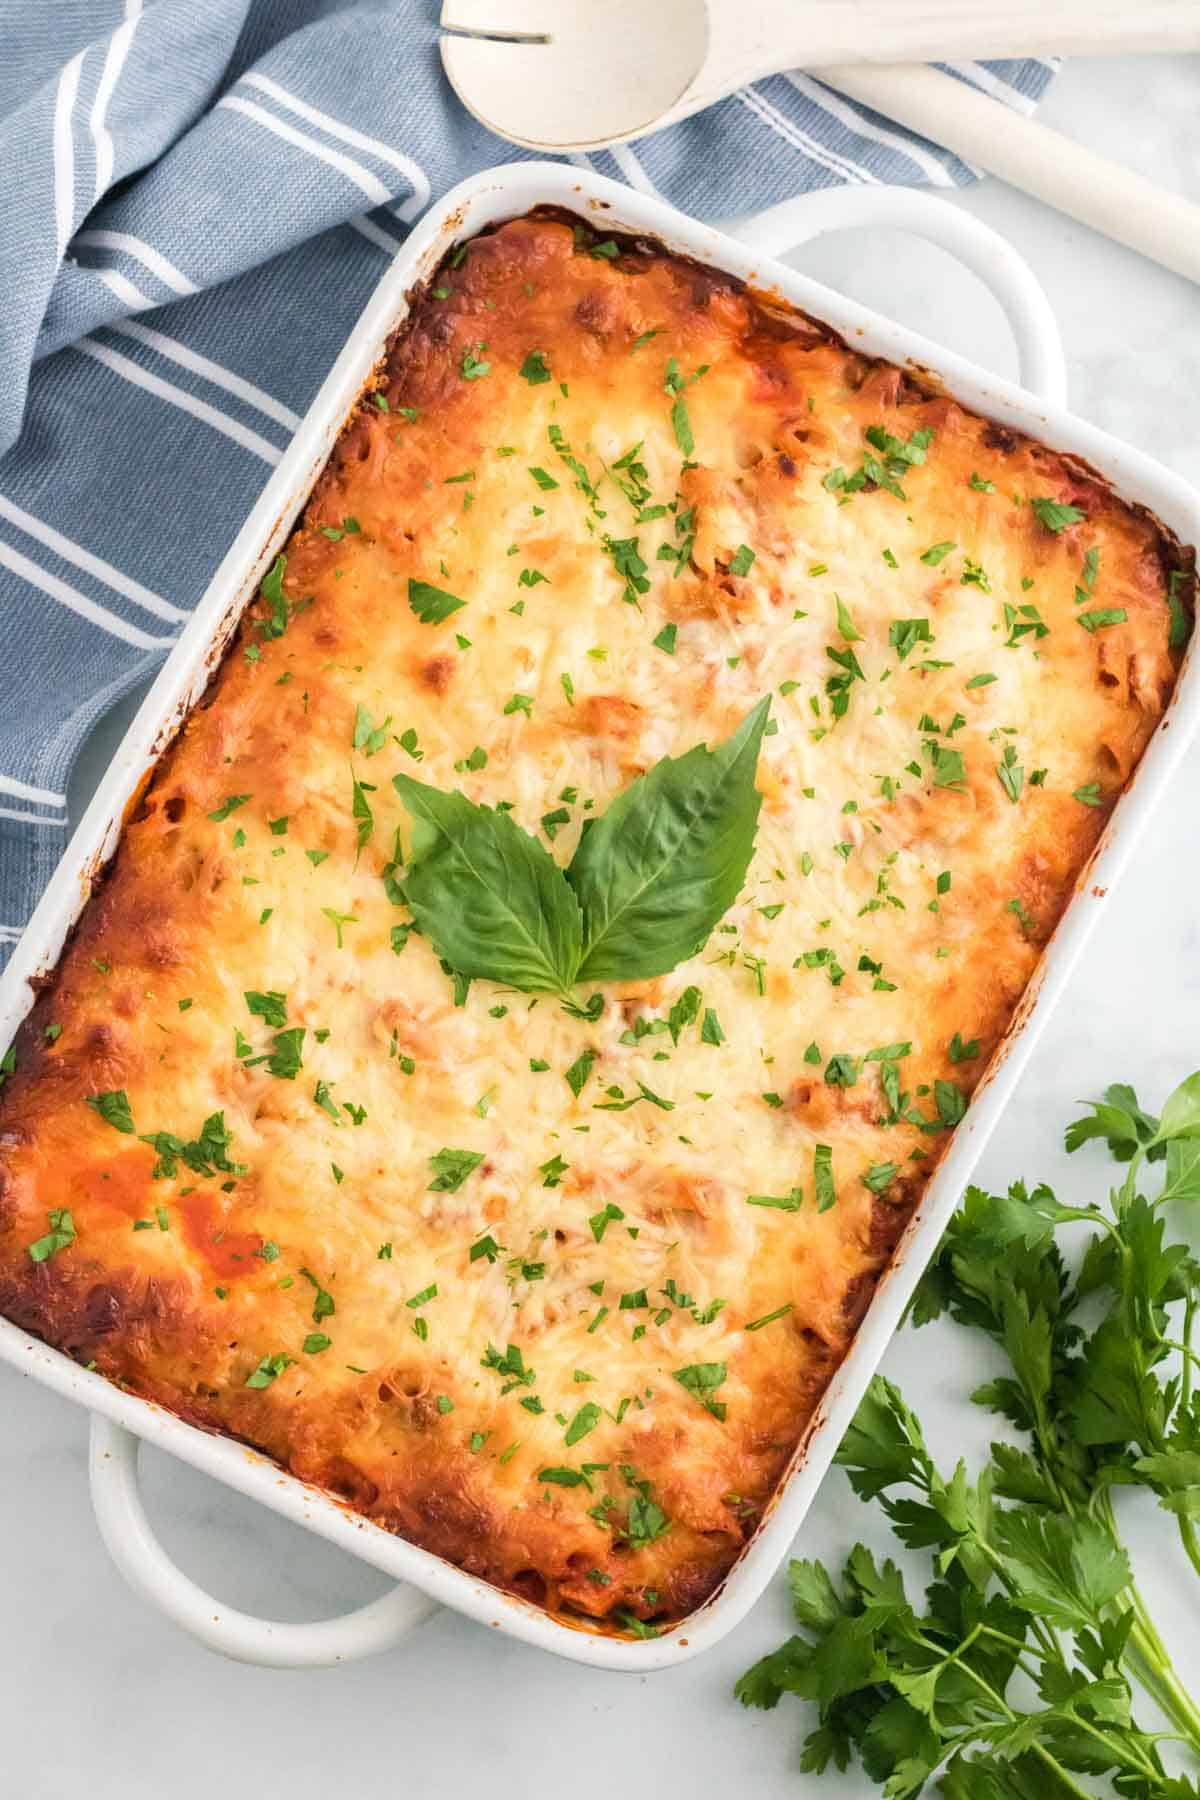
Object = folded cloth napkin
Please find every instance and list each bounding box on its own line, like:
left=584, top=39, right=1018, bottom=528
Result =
left=0, top=0, right=1056, bottom=969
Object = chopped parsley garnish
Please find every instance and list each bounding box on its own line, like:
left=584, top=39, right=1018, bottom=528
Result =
left=589, top=1203, right=625, bottom=1243
left=139, top=1111, right=245, bottom=1181
left=1077, top=607, right=1128, bottom=634
left=428, top=1148, right=484, bottom=1192
left=408, top=578, right=466, bottom=625
left=701, top=1008, right=725, bottom=1046
left=245, top=1353, right=293, bottom=1389
left=1030, top=496, right=1086, bottom=533
left=889, top=618, right=932, bottom=661
left=564, top=1402, right=602, bottom=1446
left=459, top=342, right=490, bottom=380
left=352, top=704, right=390, bottom=756
left=208, top=793, right=251, bottom=822
left=519, top=349, right=551, bottom=385
left=300, top=1269, right=335, bottom=1325
left=927, top=743, right=967, bottom=792
left=245, top=989, right=287, bottom=1029
left=747, top=1188, right=803, bottom=1213
left=321, top=908, right=357, bottom=949
left=824, top=1053, right=859, bottom=1088
left=745, top=1303, right=793, bottom=1333
left=813, top=1144, right=836, bottom=1212
left=482, top=1341, right=535, bottom=1393
left=86, top=1088, right=135, bottom=1134
left=565, top=1049, right=597, bottom=1099
left=673, top=1361, right=727, bottom=1421
left=604, top=534, right=650, bottom=606
left=27, top=1208, right=76, bottom=1263
left=835, top=596, right=861, bottom=642
left=996, top=743, right=1024, bottom=804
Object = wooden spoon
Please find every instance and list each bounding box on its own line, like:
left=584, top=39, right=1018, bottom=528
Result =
left=439, top=0, right=1200, bottom=153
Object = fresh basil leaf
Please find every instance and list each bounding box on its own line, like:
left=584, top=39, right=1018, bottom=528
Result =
left=393, top=774, right=582, bottom=996
left=566, top=697, right=769, bottom=982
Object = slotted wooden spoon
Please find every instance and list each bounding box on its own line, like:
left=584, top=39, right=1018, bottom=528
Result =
left=439, top=0, right=1200, bottom=285
left=440, top=0, right=1200, bottom=152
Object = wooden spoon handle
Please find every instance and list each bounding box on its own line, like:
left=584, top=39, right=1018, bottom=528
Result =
left=689, top=0, right=1200, bottom=102
left=819, top=63, right=1200, bottom=287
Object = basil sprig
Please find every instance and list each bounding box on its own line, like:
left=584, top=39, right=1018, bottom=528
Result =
left=393, top=697, right=769, bottom=997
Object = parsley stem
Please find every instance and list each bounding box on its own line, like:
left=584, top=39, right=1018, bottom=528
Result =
left=925, top=1647, right=1101, bottom=1800
left=1091, top=1487, right=1200, bottom=1756
left=1175, top=1295, right=1200, bottom=1586
left=975, top=1628, right=1166, bottom=1783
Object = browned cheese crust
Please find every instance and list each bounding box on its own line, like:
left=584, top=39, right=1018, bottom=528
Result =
left=0, top=214, right=1191, bottom=1634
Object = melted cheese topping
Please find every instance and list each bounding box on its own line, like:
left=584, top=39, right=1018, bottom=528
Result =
left=0, top=215, right=1188, bottom=1633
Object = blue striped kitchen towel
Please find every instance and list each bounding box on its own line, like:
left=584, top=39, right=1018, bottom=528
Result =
left=0, top=0, right=1057, bottom=969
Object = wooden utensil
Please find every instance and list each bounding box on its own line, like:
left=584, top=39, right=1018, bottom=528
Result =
left=821, top=62, right=1200, bottom=287
left=439, top=0, right=1200, bottom=152
left=438, top=1, right=1200, bottom=287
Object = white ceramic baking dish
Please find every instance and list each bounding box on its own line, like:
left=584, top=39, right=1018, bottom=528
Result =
left=2, top=161, right=1197, bottom=1674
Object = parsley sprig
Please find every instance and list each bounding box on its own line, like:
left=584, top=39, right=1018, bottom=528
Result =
left=738, top=1071, right=1200, bottom=1793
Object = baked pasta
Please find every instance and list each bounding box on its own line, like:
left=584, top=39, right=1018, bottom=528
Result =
left=0, top=211, right=1192, bottom=1635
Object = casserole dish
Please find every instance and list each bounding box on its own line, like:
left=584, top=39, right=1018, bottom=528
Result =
left=2, top=162, right=1198, bottom=1671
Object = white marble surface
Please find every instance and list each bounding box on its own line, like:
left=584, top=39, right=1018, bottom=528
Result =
left=7, top=54, right=1200, bottom=1800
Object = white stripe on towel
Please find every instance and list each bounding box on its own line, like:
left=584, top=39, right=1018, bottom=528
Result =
left=0, top=495, right=187, bottom=623
left=350, top=214, right=404, bottom=255
left=0, top=539, right=176, bottom=650
left=75, top=230, right=198, bottom=295
left=608, top=143, right=662, bottom=199
left=90, top=0, right=143, bottom=200
left=241, top=72, right=431, bottom=217
left=735, top=86, right=876, bottom=186
left=944, top=61, right=1037, bottom=115
left=53, top=49, right=87, bottom=257
left=95, top=266, right=155, bottom=310
left=217, top=96, right=392, bottom=205
left=0, top=805, right=67, bottom=830
left=0, top=774, right=66, bottom=808
left=73, top=339, right=283, bottom=465
left=110, top=321, right=302, bottom=430
left=785, top=73, right=957, bottom=188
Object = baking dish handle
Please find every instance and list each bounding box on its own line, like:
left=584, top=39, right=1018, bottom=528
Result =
left=720, top=186, right=1067, bottom=407
left=89, top=1414, right=439, bottom=1666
